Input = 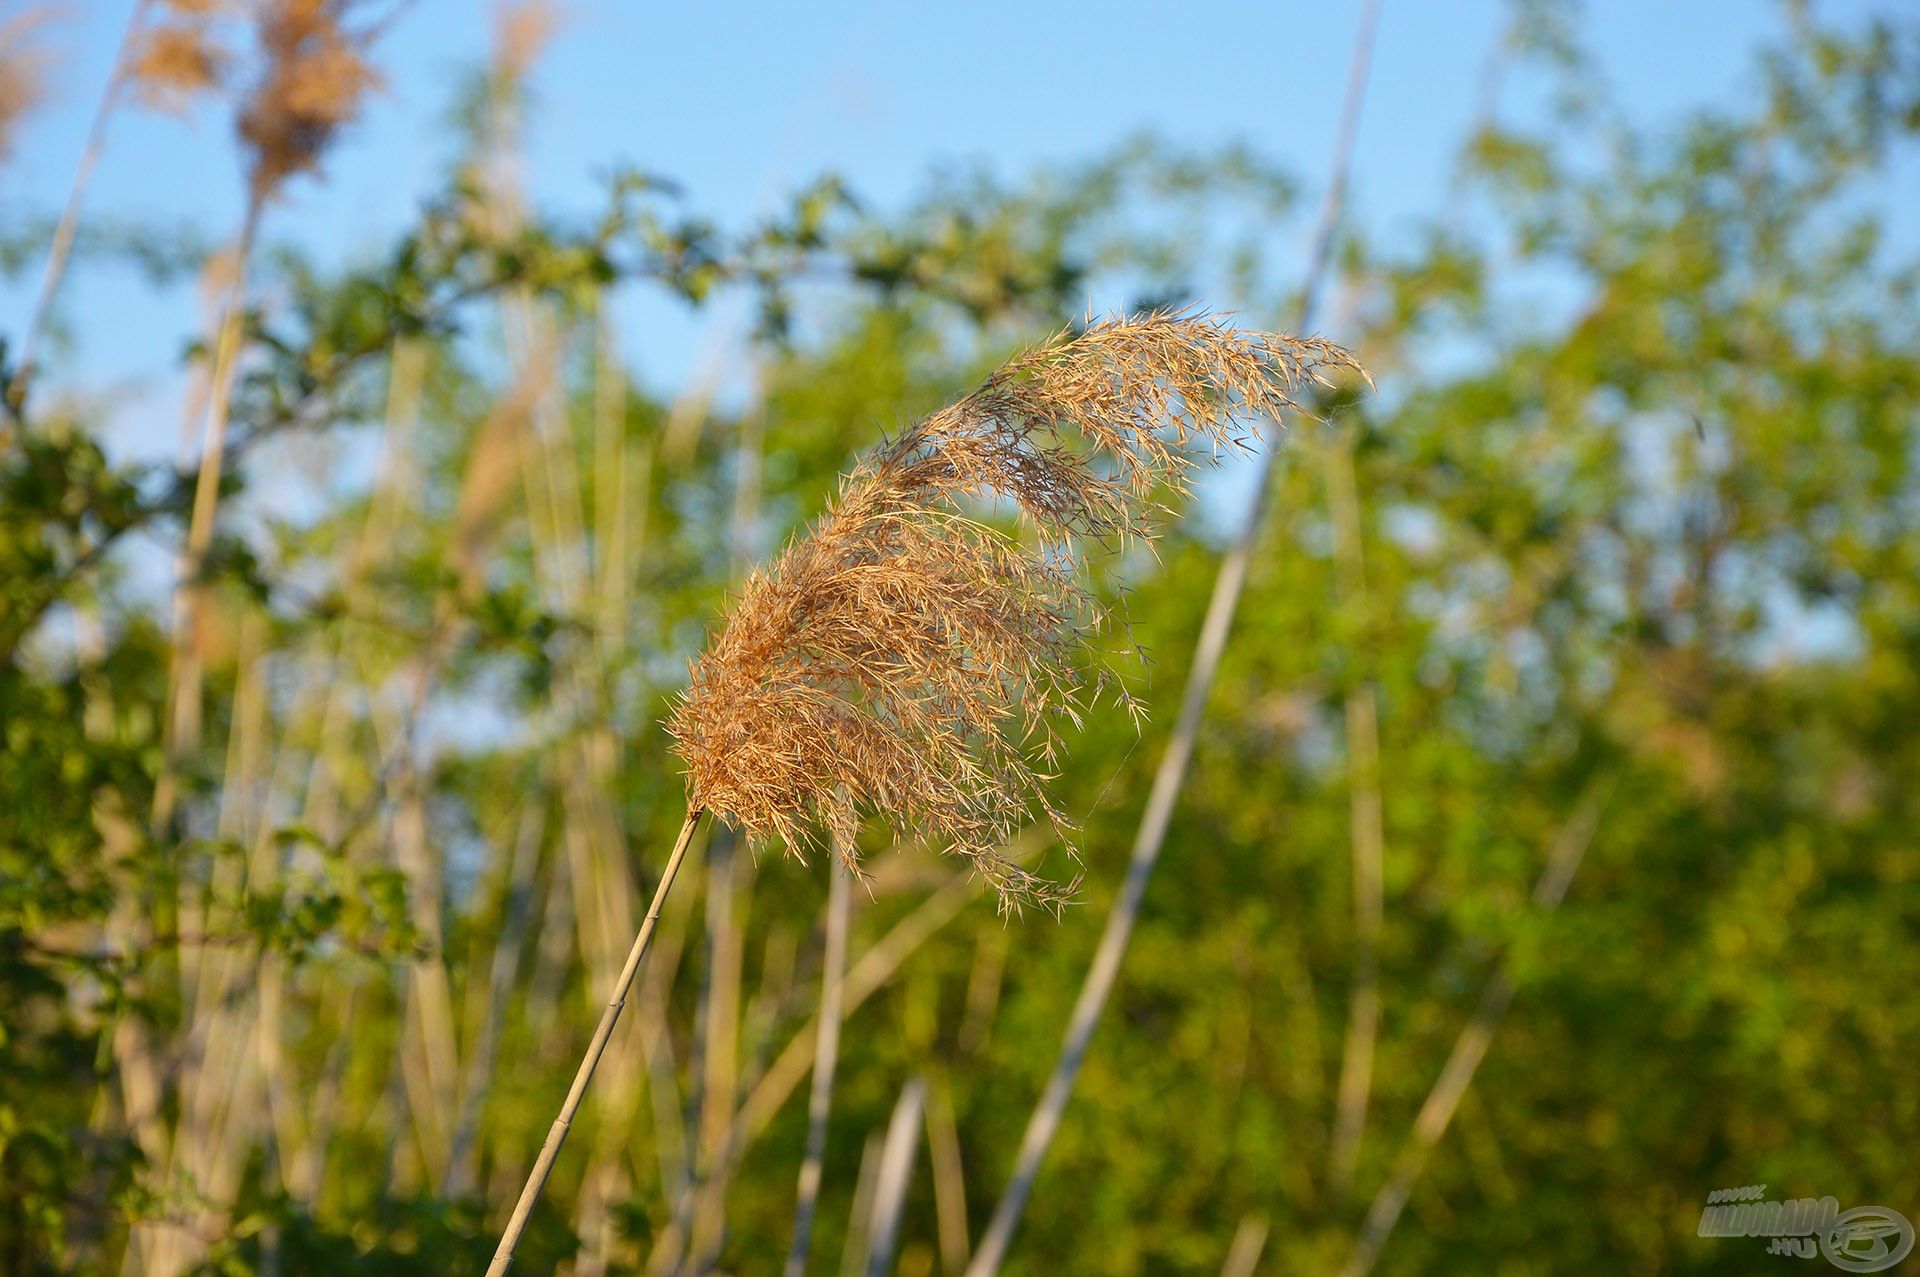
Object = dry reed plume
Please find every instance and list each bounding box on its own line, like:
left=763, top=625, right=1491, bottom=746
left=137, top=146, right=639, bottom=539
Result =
left=128, top=5, right=230, bottom=114
left=0, top=6, right=51, bottom=163
left=239, top=0, right=380, bottom=200
left=668, top=311, right=1358, bottom=908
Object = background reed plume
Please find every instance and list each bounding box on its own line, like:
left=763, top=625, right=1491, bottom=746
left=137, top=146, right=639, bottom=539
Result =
left=669, top=311, right=1359, bottom=908
left=0, top=6, right=50, bottom=164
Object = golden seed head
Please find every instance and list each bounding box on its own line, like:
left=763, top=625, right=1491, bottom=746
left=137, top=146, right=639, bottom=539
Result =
left=128, top=21, right=229, bottom=113
left=667, top=311, right=1362, bottom=910
left=237, top=0, right=380, bottom=201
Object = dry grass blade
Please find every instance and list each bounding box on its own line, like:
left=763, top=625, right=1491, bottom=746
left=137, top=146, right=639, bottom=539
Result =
left=669, top=312, right=1357, bottom=910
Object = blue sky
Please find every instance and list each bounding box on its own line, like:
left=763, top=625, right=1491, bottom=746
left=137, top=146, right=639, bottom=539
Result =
left=4, top=0, right=1915, bottom=467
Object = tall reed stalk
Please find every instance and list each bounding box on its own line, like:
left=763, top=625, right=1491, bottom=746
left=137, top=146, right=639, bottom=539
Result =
left=1219, top=1213, right=1269, bottom=1277
left=487, top=809, right=706, bottom=1276
left=155, top=0, right=378, bottom=832
left=116, top=10, right=386, bottom=1270
left=1325, top=412, right=1387, bottom=1199
left=150, top=191, right=257, bottom=826
left=965, top=7, right=1381, bottom=1270
left=862, top=1077, right=929, bottom=1277
left=1337, top=773, right=1614, bottom=1277
left=8, top=0, right=149, bottom=416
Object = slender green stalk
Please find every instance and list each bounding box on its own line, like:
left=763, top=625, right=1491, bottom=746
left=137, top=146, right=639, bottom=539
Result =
left=838, top=1131, right=884, bottom=1277
left=1337, top=774, right=1613, bottom=1277
left=926, top=1076, right=971, bottom=1274
left=1326, top=420, right=1386, bottom=1199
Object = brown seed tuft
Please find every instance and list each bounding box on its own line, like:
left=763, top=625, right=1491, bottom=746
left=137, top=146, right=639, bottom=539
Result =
left=0, top=8, right=52, bottom=163
left=494, top=0, right=560, bottom=82
left=128, top=20, right=228, bottom=113
left=236, top=0, right=380, bottom=201
left=667, top=312, right=1362, bottom=910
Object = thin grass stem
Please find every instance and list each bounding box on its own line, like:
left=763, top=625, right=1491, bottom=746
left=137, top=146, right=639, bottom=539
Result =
left=486, top=808, right=705, bottom=1277
left=1335, top=772, right=1614, bottom=1277
left=863, top=1077, right=928, bottom=1277
left=8, top=0, right=152, bottom=415
left=1326, top=419, right=1385, bottom=1199
left=1219, top=1213, right=1269, bottom=1277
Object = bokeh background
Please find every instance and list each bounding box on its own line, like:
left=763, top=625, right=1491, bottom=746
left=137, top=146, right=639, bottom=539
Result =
left=3, top=1, right=1918, bottom=1273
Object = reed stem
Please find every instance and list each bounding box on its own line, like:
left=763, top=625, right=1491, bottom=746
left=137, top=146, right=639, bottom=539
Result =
left=1326, top=420, right=1386, bottom=1199
left=1336, top=773, right=1613, bottom=1277
left=8, top=0, right=151, bottom=416
left=964, top=5, right=1382, bottom=1268
left=863, top=1076, right=928, bottom=1277
left=486, top=807, right=705, bottom=1276
left=785, top=853, right=852, bottom=1277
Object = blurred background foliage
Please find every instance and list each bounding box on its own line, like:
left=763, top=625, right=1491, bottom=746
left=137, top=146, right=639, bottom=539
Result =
left=3, top=1, right=1919, bottom=1274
